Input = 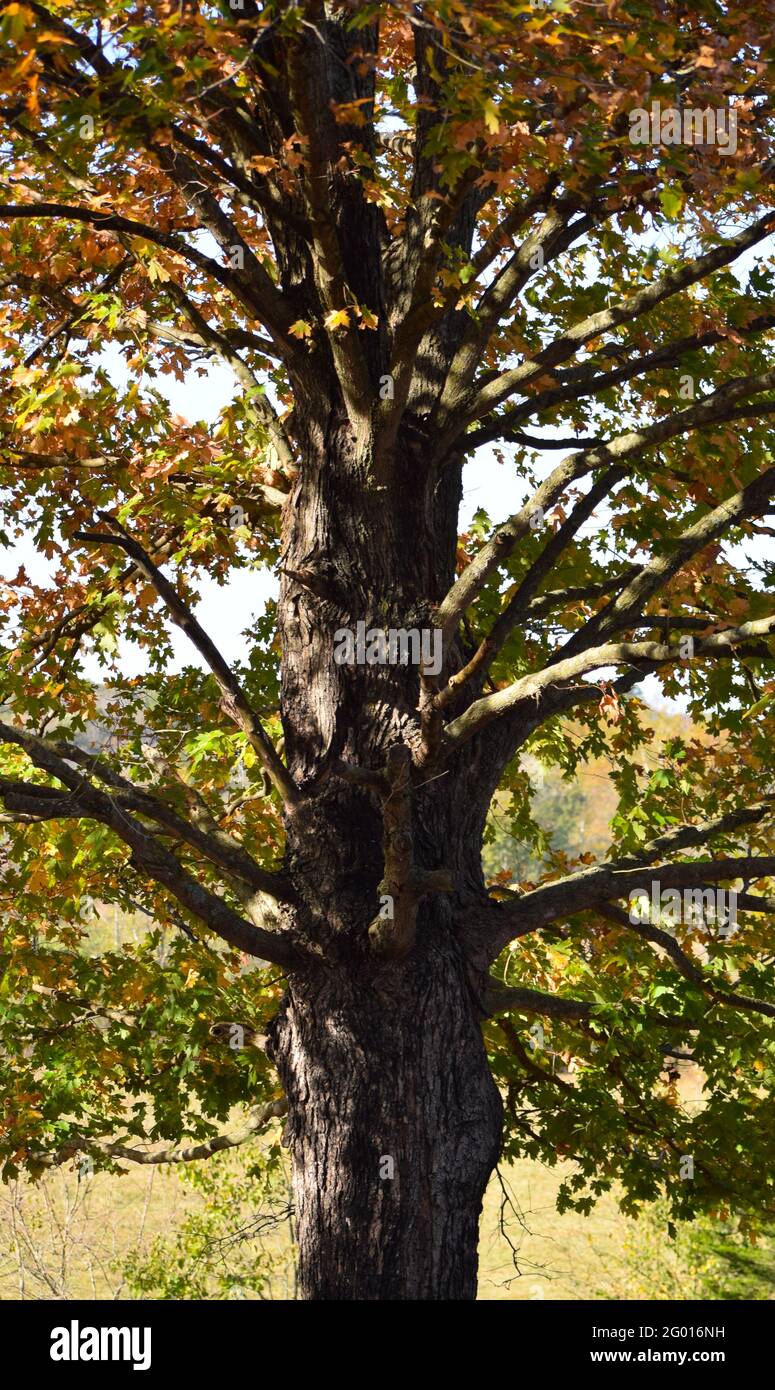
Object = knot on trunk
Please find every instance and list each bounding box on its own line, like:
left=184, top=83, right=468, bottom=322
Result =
left=368, top=743, right=453, bottom=960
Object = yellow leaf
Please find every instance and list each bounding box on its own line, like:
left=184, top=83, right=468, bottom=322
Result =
left=26, top=73, right=39, bottom=118
left=146, top=258, right=171, bottom=284
left=250, top=156, right=278, bottom=174
left=136, top=585, right=158, bottom=611
left=483, top=99, right=500, bottom=134
left=324, top=308, right=351, bottom=331
left=26, top=865, right=49, bottom=894
left=289, top=319, right=313, bottom=339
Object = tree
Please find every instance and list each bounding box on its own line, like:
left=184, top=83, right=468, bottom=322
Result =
left=0, top=0, right=775, bottom=1301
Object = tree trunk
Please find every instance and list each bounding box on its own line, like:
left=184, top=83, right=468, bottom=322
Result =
left=274, top=933, right=502, bottom=1300
left=269, top=419, right=503, bottom=1298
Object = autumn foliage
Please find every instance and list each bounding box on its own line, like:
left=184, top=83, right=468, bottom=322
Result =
left=0, top=1, right=774, bottom=1285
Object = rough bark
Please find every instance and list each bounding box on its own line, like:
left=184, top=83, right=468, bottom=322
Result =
left=272, top=934, right=502, bottom=1300
left=271, top=420, right=503, bottom=1299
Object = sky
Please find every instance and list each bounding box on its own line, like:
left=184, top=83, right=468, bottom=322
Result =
left=4, top=231, right=772, bottom=712
left=0, top=345, right=684, bottom=712
left=2, top=335, right=590, bottom=669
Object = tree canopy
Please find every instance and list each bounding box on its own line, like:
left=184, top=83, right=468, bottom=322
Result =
left=0, top=0, right=775, bottom=1245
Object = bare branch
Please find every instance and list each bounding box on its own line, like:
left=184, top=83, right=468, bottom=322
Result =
left=434, top=468, right=626, bottom=709
left=156, top=275, right=296, bottom=473
left=31, top=1098, right=288, bottom=1171
left=600, top=903, right=775, bottom=1021
left=603, top=797, right=775, bottom=872
left=436, top=377, right=775, bottom=644
left=437, top=204, right=602, bottom=421
left=469, top=310, right=775, bottom=449
left=560, top=459, right=775, bottom=658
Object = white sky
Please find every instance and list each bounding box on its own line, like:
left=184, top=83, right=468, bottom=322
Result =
left=4, top=233, right=772, bottom=712
left=0, top=350, right=681, bottom=710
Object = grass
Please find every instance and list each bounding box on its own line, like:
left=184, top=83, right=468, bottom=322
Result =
left=480, top=1161, right=666, bottom=1300
left=0, top=905, right=747, bottom=1300
left=0, top=1142, right=688, bottom=1301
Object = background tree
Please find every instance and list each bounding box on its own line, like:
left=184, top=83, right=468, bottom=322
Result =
left=1, top=0, right=775, bottom=1301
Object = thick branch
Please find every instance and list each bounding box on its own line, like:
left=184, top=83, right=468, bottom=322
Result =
left=285, top=8, right=373, bottom=427
left=492, top=854, right=775, bottom=954
left=446, top=211, right=775, bottom=438
left=0, top=723, right=304, bottom=968
left=481, top=982, right=693, bottom=1029
left=445, top=615, right=775, bottom=747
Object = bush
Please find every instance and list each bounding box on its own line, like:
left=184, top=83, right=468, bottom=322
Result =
left=120, top=1140, right=294, bottom=1300
left=615, top=1201, right=775, bottom=1300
